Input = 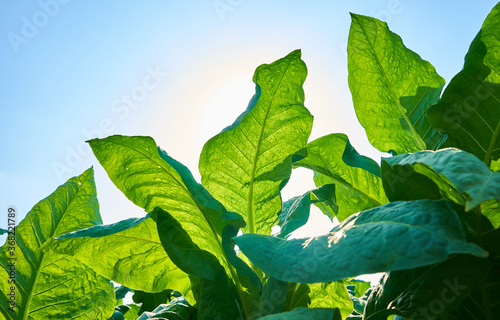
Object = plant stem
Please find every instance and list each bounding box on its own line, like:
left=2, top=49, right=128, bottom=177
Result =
left=474, top=206, right=492, bottom=320
left=480, top=280, right=493, bottom=320
left=475, top=206, right=483, bottom=244
left=483, top=117, right=500, bottom=168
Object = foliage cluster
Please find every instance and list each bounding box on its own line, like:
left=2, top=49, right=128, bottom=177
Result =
left=2, top=3, right=500, bottom=319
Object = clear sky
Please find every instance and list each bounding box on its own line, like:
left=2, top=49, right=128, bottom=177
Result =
left=1, top=1, right=498, bottom=242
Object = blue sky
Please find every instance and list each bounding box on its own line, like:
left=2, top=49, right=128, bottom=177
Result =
left=1, top=1, right=498, bottom=239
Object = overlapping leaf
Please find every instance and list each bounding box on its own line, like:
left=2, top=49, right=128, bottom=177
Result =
left=382, top=149, right=500, bottom=212
left=235, top=200, right=487, bottom=284
left=0, top=168, right=114, bottom=320
left=250, top=277, right=289, bottom=318
left=289, top=282, right=353, bottom=319
left=136, top=297, right=193, bottom=320
left=156, top=207, right=244, bottom=318
left=47, top=210, right=192, bottom=296
left=277, top=184, right=336, bottom=238
left=428, top=3, right=500, bottom=166
left=294, top=133, right=388, bottom=222
left=199, top=50, right=313, bottom=235
left=51, top=135, right=253, bottom=314
left=256, top=307, right=341, bottom=320
left=348, top=14, right=445, bottom=154
left=132, top=288, right=175, bottom=315
left=364, top=256, right=492, bottom=320
left=87, top=135, right=242, bottom=277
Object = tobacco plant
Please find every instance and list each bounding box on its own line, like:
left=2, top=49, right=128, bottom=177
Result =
left=1, top=2, right=500, bottom=319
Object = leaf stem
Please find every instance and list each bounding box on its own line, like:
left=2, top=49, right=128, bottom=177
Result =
left=480, top=280, right=493, bottom=320
left=483, top=117, right=500, bottom=168
left=475, top=206, right=483, bottom=245
left=474, top=206, right=492, bottom=320
left=365, top=309, right=401, bottom=320
left=22, top=253, right=46, bottom=320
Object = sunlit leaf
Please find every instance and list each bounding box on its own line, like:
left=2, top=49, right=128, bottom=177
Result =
left=382, top=149, right=500, bottom=212
left=348, top=14, right=445, bottom=154
left=428, top=3, right=500, bottom=167
left=294, top=133, right=388, bottom=222
left=235, top=200, right=487, bottom=284
left=0, top=168, right=114, bottom=320
left=199, top=50, right=313, bottom=235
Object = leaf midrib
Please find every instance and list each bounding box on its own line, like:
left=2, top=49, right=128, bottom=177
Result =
left=247, top=58, right=294, bottom=234
left=101, top=140, right=222, bottom=245
left=354, top=15, right=426, bottom=150
left=98, top=139, right=240, bottom=292
left=22, top=179, right=85, bottom=320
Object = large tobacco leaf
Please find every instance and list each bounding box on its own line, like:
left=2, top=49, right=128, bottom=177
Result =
left=199, top=50, right=313, bottom=236
left=235, top=200, right=487, bottom=284
left=65, top=135, right=252, bottom=316
left=47, top=210, right=192, bottom=297
left=0, top=168, right=114, bottom=320
left=348, top=14, right=445, bottom=154
left=382, top=149, right=500, bottom=212
left=88, top=135, right=242, bottom=277
left=294, top=133, right=388, bottom=222
left=428, top=2, right=500, bottom=167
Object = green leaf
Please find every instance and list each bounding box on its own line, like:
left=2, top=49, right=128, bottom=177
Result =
left=0, top=168, right=115, bottom=320
left=364, top=256, right=492, bottom=320
left=48, top=211, right=192, bottom=297
left=348, top=13, right=445, bottom=154
left=136, top=297, right=193, bottom=320
left=382, top=149, right=500, bottom=211
left=115, top=286, right=132, bottom=301
left=199, top=50, right=313, bottom=236
left=156, top=207, right=243, bottom=319
left=86, top=135, right=253, bottom=299
left=344, top=279, right=372, bottom=298
left=235, top=200, right=488, bottom=284
left=156, top=207, right=227, bottom=281
left=294, top=133, right=388, bottom=222
left=452, top=268, right=500, bottom=319
left=277, top=184, right=336, bottom=238
left=221, top=224, right=263, bottom=314
left=124, top=305, right=141, bottom=320
left=190, top=273, right=244, bottom=320
left=132, top=288, right=174, bottom=315
left=482, top=227, right=500, bottom=261
left=248, top=276, right=289, bottom=319
left=256, top=307, right=341, bottom=320
left=88, top=135, right=243, bottom=275
left=0, top=229, right=7, bottom=236
left=290, top=282, right=353, bottom=319
left=428, top=3, right=500, bottom=167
